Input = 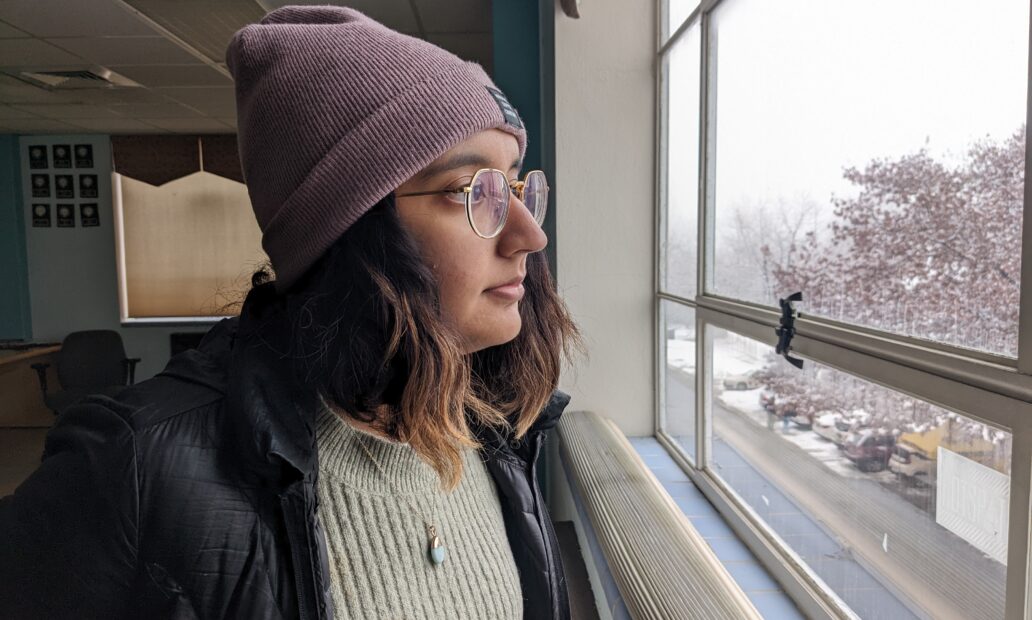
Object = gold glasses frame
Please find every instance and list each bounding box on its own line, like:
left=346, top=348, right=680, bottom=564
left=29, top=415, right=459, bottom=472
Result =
left=395, top=168, right=549, bottom=239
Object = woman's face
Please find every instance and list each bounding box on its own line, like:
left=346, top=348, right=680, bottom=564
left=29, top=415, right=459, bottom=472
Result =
left=394, top=129, right=548, bottom=353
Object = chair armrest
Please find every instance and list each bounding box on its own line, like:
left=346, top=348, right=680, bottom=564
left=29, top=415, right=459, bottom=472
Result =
left=122, top=358, right=142, bottom=386
left=30, top=362, right=50, bottom=398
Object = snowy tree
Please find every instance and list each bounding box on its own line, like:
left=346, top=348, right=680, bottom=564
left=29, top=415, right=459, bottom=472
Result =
left=768, top=125, right=1024, bottom=357
left=756, top=127, right=1023, bottom=463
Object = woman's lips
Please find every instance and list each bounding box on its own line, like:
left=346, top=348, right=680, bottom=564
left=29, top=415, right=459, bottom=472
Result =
left=485, top=282, right=525, bottom=301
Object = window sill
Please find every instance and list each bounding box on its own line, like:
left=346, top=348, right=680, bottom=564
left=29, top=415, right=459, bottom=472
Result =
left=120, top=316, right=230, bottom=328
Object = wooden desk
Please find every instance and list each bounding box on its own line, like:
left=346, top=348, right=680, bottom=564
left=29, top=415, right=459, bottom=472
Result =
left=0, top=346, right=60, bottom=428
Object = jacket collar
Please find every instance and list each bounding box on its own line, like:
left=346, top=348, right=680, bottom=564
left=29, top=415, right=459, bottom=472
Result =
left=160, top=282, right=572, bottom=481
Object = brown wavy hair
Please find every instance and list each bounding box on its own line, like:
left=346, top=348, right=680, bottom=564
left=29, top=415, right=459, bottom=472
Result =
left=248, top=192, right=584, bottom=492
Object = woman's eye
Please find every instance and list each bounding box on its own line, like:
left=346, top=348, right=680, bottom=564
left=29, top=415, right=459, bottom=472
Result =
left=442, top=187, right=466, bottom=203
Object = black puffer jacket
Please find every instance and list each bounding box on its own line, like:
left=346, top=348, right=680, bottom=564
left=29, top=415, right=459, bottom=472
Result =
left=0, top=284, right=572, bottom=619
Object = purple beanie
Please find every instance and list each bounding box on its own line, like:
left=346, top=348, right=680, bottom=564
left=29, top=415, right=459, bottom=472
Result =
left=226, top=5, right=528, bottom=293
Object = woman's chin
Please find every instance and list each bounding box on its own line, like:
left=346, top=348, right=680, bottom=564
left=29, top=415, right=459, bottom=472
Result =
left=465, top=318, right=522, bottom=353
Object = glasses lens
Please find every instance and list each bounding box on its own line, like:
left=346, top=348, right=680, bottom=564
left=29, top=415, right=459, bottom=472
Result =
left=524, top=170, right=548, bottom=225
left=469, top=170, right=509, bottom=237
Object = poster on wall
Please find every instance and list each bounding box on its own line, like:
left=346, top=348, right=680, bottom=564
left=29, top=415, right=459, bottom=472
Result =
left=80, top=203, right=99, bottom=227
left=31, top=204, right=50, bottom=227
left=56, top=204, right=75, bottom=228
left=55, top=174, right=74, bottom=199
left=52, top=145, right=71, bottom=168
left=28, top=145, right=48, bottom=169
left=31, top=174, right=49, bottom=198
left=74, top=144, right=93, bottom=168
left=78, top=174, right=98, bottom=198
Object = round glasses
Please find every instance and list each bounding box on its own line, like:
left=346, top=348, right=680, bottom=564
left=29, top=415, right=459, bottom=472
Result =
left=395, top=168, right=549, bottom=238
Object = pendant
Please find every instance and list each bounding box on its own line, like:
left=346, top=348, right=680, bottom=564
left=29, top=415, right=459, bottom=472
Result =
left=427, top=524, right=446, bottom=565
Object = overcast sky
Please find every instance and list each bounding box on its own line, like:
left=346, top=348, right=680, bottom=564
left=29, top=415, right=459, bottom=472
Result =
left=698, top=0, right=1030, bottom=210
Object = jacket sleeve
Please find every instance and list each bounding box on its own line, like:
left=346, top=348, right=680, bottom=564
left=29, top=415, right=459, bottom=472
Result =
left=0, top=397, right=140, bottom=619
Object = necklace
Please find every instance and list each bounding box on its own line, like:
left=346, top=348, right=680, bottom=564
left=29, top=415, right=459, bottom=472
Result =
left=352, top=429, right=448, bottom=566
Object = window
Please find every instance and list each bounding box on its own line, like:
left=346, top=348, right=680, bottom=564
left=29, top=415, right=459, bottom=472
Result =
left=660, top=21, right=700, bottom=299
left=709, top=326, right=1009, bottom=619
left=705, top=0, right=1028, bottom=357
left=657, top=0, right=1032, bottom=616
left=114, top=171, right=265, bottom=322
left=661, top=300, right=698, bottom=461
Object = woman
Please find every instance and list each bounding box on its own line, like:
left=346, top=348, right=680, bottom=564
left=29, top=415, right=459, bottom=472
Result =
left=0, top=6, right=583, bottom=619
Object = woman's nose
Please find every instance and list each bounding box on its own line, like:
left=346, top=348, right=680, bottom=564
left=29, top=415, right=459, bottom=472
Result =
left=498, top=192, right=548, bottom=255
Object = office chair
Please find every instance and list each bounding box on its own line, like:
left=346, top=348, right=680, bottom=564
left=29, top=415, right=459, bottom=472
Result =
left=30, top=330, right=142, bottom=417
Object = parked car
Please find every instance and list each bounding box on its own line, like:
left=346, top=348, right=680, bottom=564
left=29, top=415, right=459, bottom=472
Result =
left=722, top=371, right=760, bottom=391
left=889, top=443, right=936, bottom=485
left=758, top=390, right=812, bottom=428
left=888, top=422, right=999, bottom=485
left=824, top=409, right=873, bottom=447
left=789, top=406, right=814, bottom=430
left=813, top=412, right=845, bottom=444
left=843, top=429, right=896, bottom=472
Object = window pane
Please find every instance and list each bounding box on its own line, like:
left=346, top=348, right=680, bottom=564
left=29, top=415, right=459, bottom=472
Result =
left=707, top=0, right=1028, bottom=357
left=119, top=171, right=266, bottom=318
left=661, top=301, right=697, bottom=459
left=664, top=0, right=701, bottom=43
left=662, top=22, right=700, bottom=298
left=708, top=326, right=1010, bottom=619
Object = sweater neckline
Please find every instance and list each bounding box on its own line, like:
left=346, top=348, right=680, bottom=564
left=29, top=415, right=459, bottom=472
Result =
left=315, top=395, right=445, bottom=494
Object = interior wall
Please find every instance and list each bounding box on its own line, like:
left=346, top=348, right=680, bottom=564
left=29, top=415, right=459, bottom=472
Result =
left=17, top=134, right=199, bottom=382
left=554, top=0, right=657, bottom=436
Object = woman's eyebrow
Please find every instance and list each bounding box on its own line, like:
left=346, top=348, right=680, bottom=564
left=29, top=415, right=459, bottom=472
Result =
left=414, top=152, right=523, bottom=184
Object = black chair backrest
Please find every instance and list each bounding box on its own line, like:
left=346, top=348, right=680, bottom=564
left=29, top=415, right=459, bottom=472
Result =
left=58, top=330, right=127, bottom=391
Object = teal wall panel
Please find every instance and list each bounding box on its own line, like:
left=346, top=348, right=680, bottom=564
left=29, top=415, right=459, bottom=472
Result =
left=492, top=0, right=557, bottom=282
left=0, top=135, right=31, bottom=341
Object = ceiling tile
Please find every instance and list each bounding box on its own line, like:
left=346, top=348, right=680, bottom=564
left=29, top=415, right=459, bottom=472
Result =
left=106, top=101, right=201, bottom=118
left=11, top=103, right=125, bottom=119
left=154, top=86, right=234, bottom=109
left=143, top=117, right=231, bottom=132
left=123, top=0, right=265, bottom=63
left=256, top=1, right=419, bottom=33
left=0, top=38, right=85, bottom=66
left=0, top=0, right=158, bottom=37
left=0, top=20, right=30, bottom=38
left=0, top=74, right=73, bottom=103
left=0, top=103, right=38, bottom=119
left=49, top=36, right=202, bottom=66
left=69, top=118, right=166, bottom=132
left=412, top=0, right=490, bottom=34
left=0, top=118, right=78, bottom=132
left=108, top=64, right=231, bottom=87
left=59, top=86, right=169, bottom=105
left=183, top=101, right=236, bottom=118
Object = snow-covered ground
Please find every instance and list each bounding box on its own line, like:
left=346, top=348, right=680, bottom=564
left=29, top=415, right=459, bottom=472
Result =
left=666, top=332, right=767, bottom=378
left=665, top=338, right=695, bottom=374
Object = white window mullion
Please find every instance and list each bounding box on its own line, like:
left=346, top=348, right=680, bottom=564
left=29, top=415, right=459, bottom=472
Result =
left=1005, top=420, right=1032, bottom=619
left=1017, top=0, right=1032, bottom=377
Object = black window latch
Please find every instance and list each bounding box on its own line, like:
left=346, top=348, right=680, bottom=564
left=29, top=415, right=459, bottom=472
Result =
left=775, top=292, right=804, bottom=370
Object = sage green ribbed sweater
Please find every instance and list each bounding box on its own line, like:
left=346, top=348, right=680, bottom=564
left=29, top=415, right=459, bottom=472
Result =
left=314, top=400, right=523, bottom=619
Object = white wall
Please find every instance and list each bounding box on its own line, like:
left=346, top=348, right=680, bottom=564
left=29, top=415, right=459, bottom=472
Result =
left=554, top=1, right=656, bottom=436
left=18, top=135, right=202, bottom=382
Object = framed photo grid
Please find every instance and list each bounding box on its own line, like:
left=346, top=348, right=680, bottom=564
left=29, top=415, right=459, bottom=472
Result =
left=26, top=142, right=101, bottom=228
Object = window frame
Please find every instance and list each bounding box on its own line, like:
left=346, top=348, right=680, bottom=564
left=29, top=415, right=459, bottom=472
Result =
left=654, top=1, right=1032, bottom=617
